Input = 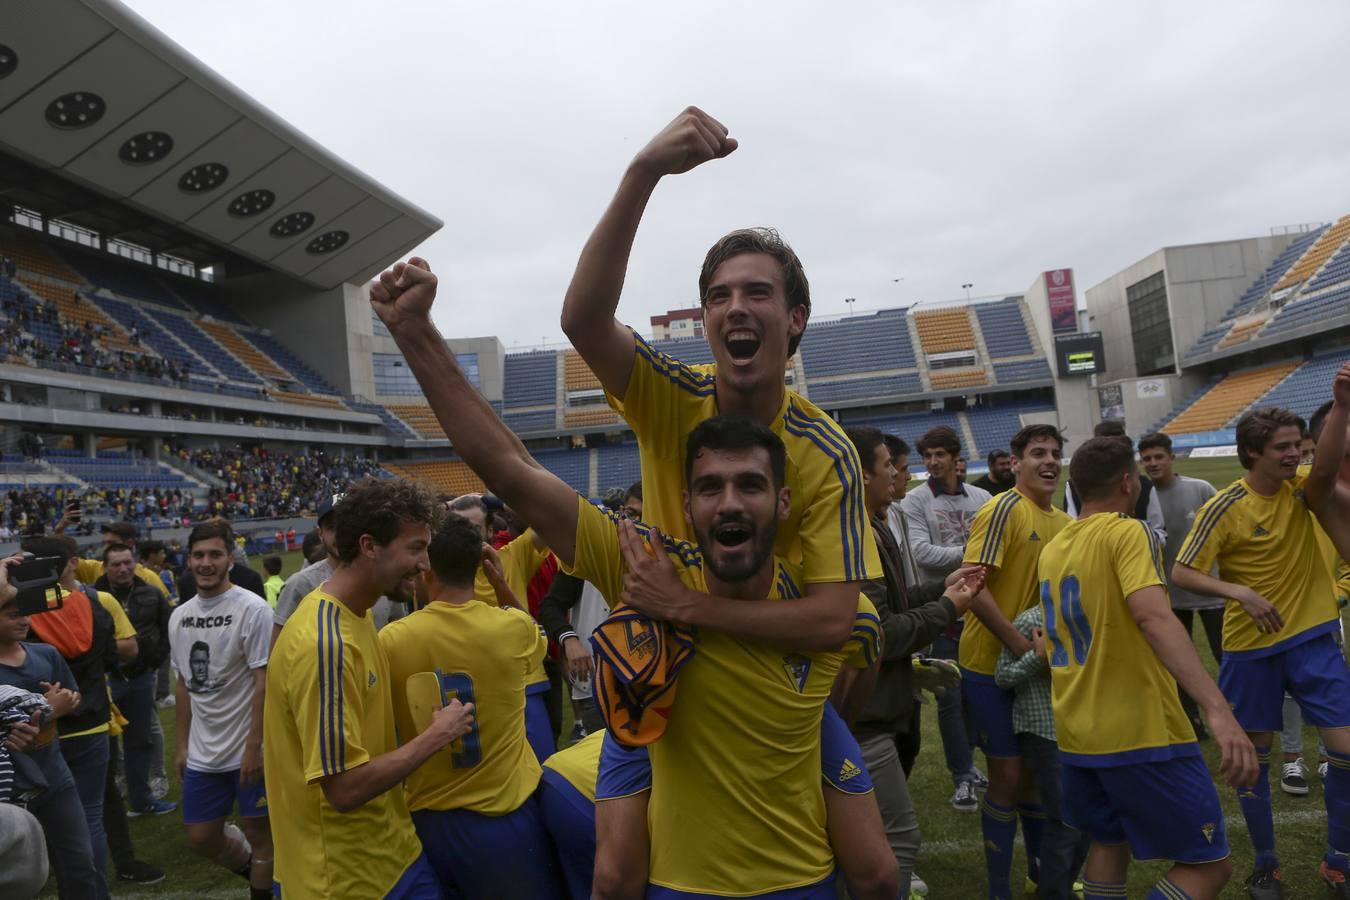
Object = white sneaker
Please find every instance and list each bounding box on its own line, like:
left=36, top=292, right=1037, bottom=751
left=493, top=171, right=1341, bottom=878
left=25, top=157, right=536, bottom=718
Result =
left=1280, top=757, right=1310, bottom=795
left=1320, top=759, right=1330, bottom=780
left=909, top=871, right=929, bottom=896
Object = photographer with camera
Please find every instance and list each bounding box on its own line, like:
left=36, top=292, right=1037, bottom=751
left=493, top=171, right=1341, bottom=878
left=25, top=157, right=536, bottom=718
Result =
left=0, top=551, right=106, bottom=898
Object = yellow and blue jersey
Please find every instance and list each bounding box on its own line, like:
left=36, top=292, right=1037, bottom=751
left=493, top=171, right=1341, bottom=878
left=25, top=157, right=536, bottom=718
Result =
left=607, top=333, right=880, bottom=584
left=543, top=730, right=604, bottom=803
left=961, top=487, right=1072, bottom=675
left=1039, top=513, right=1197, bottom=765
left=379, top=600, right=547, bottom=815
left=566, top=496, right=879, bottom=896
left=473, top=529, right=550, bottom=608
left=264, top=589, right=422, bottom=899
left=1176, top=475, right=1339, bottom=658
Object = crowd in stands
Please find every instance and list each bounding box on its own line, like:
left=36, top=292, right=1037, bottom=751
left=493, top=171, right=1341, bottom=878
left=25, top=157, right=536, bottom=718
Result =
left=182, top=446, right=382, bottom=520
left=1, top=486, right=197, bottom=537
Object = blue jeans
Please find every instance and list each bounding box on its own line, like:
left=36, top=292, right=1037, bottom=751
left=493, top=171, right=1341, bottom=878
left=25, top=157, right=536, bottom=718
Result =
left=29, top=744, right=107, bottom=900
left=1021, top=734, right=1089, bottom=900
left=59, top=730, right=111, bottom=895
left=111, top=670, right=156, bottom=810
left=931, top=632, right=975, bottom=783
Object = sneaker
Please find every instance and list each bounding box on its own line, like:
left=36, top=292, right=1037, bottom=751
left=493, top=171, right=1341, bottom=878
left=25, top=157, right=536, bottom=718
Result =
left=150, top=774, right=169, bottom=800
left=1321, top=861, right=1350, bottom=899
left=909, top=871, right=928, bottom=896
left=967, top=766, right=990, bottom=790
left=569, top=721, right=587, bottom=743
left=1321, top=760, right=1331, bottom=780
left=117, top=860, right=166, bottom=885
left=1245, top=865, right=1284, bottom=900
left=1280, top=758, right=1310, bottom=796
left=155, top=694, right=176, bottom=709
left=127, top=798, right=177, bottom=818
left=950, top=780, right=979, bottom=812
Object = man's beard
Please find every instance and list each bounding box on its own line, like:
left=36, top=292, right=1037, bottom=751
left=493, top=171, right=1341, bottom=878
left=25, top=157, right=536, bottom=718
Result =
left=695, top=515, right=778, bottom=583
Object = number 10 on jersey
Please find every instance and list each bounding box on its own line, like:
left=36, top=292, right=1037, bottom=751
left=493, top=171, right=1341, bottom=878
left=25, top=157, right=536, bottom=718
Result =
left=1041, top=575, right=1093, bottom=667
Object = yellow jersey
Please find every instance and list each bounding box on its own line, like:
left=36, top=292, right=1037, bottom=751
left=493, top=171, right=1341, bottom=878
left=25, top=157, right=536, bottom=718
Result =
left=542, top=730, right=604, bottom=803
left=75, top=559, right=168, bottom=598
left=63, top=589, right=138, bottom=739
left=1297, top=464, right=1350, bottom=606
left=1176, top=476, right=1339, bottom=658
left=1039, top=513, right=1197, bottom=764
left=473, top=529, right=550, bottom=607
left=567, top=496, right=880, bottom=896
left=961, top=487, right=1071, bottom=675
left=378, top=600, right=547, bottom=815
left=264, top=590, right=422, bottom=899
left=608, top=333, right=880, bottom=584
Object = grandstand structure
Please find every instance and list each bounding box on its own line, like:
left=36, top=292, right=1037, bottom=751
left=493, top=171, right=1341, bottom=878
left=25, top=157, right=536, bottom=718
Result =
left=1085, top=221, right=1350, bottom=447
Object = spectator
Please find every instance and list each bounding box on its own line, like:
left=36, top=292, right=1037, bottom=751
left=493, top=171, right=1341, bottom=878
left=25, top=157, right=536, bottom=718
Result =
left=1062, top=422, right=1166, bottom=543
left=972, top=449, right=1016, bottom=495
left=262, top=557, right=283, bottom=609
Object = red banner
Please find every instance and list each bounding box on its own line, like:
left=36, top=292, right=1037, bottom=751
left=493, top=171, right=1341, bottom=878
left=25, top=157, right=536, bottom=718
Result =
left=1045, top=268, right=1076, bottom=334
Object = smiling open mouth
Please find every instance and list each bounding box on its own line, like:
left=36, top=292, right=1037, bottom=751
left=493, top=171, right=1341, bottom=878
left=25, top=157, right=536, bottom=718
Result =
left=713, top=521, right=752, bottom=547
left=726, top=330, right=760, bottom=362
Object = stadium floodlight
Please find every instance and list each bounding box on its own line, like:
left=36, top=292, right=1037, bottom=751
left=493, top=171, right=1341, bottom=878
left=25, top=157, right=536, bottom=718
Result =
left=0, top=44, right=16, bottom=79
left=178, top=162, right=229, bottom=193
left=45, top=92, right=105, bottom=129
left=227, top=189, right=276, bottom=218
left=305, top=230, right=349, bottom=255
left=962, top=282, right=973, bottom=300
left=118, top=131, right=174, bottom=165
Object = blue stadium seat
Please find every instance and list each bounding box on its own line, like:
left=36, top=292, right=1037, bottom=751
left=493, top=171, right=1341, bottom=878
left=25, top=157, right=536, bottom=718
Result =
left=597, top=443, right=642, bottom=490
left=245, top=331, right=341, bottom=394
left=1252, top=347, right=1350, bottom=419
left=503, top=351, right=557, bottom=407
left=1261, top=283, right=1350, bottom=338
left=806, top=373, right=923, bottom=406
left=975, top=300, right=1034, bottom=358
left=146, top=309, right=261, bottom=384
left=88, top=294, right=217, bottom=377
left=799, top=310, right=916, bottom=378
left=534, top=447, right=590, bottom=494
left=1304, top=240, right=1350, bottom=292
left=45, top=450, right=196, bottom=491
left=60, top=251, right=189, bottom=310
left=993, top=359, right=1052, bottom=384
left=167, top=279, right=250, bottom=325
left=503, top=409, right=557, bottom=433
left=347, top=400, right=419, bottom=440
left=648, top=337, right=716, bottom=367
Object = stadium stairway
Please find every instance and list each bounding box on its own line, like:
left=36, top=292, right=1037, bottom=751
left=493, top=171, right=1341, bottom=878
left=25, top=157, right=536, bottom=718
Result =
left=87, top=293, right=220, bottom=377
left=1160, top=362, right=1298, bottom=434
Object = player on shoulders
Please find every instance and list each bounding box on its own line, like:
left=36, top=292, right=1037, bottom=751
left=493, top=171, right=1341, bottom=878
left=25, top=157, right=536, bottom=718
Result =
left=1173, top=403, right=1350, bottom=898
left=1040, top=436, right=1256, bottom=900
left=961, top=424, right=1074, bottom=899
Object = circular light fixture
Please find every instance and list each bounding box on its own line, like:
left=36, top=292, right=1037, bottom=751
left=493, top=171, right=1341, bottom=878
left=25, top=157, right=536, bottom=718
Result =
left=269, top=211, right=315, bottom=238
left=227, top=188, right=275, bottom=218
left=45, top=91, right=105, bottom=129
left=178, top=162, right=229, bottom=193
left=305, top=230, right=349, bottom=255
left=118, top=131, right=174, bottom=165
left=0, top=45, right=17, bottom=80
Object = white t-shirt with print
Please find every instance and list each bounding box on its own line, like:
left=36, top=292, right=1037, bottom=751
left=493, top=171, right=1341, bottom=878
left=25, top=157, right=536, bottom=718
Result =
left=169, top=584, right=272, bottom=772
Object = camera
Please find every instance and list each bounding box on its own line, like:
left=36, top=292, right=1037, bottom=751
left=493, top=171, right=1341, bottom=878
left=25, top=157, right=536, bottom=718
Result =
left=10, top=556, right=64, bottom=616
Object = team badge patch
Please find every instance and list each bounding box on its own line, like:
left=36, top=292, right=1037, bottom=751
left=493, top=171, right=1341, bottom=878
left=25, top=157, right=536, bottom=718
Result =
left=368, top=671, right=377, bottom=688
left=1201, top=822, right=1215, bottom=843
left=1253, top=525, right=1269, bottom=537
left=782, top=654, right=812, bottom=692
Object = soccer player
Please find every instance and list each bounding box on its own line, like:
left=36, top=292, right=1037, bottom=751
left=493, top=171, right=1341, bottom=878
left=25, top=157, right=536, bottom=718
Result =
left=371, top=259, right=900, bottom=899
left=378, top=515, right=558, bottom=898
left=170, top=521, right=273, bottom=900
left=264, top=478, right=475, bottom=899
left=1040, top=436, right=1256, bottom=900
left=961, top=424, right=1073, bottom=899
left=1174, top=403, right=1350, bottom=899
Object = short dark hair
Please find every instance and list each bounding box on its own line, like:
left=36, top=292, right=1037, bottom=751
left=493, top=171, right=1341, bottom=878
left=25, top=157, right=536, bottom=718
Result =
left=626, top=481, right=643, bottom=503
left=427, top=516, right=483, bottom=589
left=917, top=426, right=960, bottom=457
left=684, top=416, right=787, bottom=489
left=699, top=228, right=811, bottom=357
left=187, top=521, right=233, bottom=551
left=1011, top=424, right=1066, bottom=457
left=844, top=426, right=887, bottom=474
left=263, top=556, right=282, bottom=576
left=1137, top=432, right=1173, bottom=455
left=301, top=529, right=325, bottom=562
left=1070, top=437, right=1138, bottom=503
left=600, top=488, right=626, bottom=512
left=1310, top=401, right=1332, bottom=442
left=102, top=542, right=136, bottom=564
left=1235, top=407, right=1303, bottom=469
left=333, top=477, right=440, bottom=563
left=986, top=448, right=1010, bottom=466
left=882, top=434, right=910, bottom=462
left=101, top=521, right=137, bottom=542
left=448, top=494, right=488, bottom=517
left=1093, top=420, right=1127, bottom=439
left=137, top=540, right=164, bottom=558
left=21, top=535, right=78, bottom=567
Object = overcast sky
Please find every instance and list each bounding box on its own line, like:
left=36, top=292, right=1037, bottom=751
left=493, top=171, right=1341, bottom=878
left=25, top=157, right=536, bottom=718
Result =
left=124, top=0, right=1350, bottom=350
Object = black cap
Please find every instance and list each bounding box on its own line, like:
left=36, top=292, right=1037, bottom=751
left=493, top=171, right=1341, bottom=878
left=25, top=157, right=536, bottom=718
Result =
left=317, top=492, right=345, bottom=525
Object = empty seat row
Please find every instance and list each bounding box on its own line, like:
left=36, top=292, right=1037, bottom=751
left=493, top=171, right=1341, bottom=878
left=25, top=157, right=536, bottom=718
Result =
left=60, top=249, right=187, bottom=309
left=503, top=408, right=558, bottom=433
left=383, top=460, right=484, bottom=496
left=914, top=308, right=976, bottom=355
left=800, top=310, right=915, bottom=377
left=993, top=359, right=1052, bottom=384
left=503, top=351, right=557, bottom=407
left=806, top=373, right=922, bottom=406
left=246, top=332, right=341, bottom=395
left=1163, top=362, right=1299, bottom=434
left=975, top=300, right=1034, bottom=357
left=929, top=367, right=988, bottom=391
left=1275, top=214, right=1350, bottom=291
left=1253, top=348, right=1350, bottom=420
left=147, top=309, right=262, bottom=385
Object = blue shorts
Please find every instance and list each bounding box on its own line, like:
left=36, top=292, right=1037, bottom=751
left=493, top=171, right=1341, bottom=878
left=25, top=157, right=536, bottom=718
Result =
left=647, top=873, right=835, bottom=898
left=1062, top=753, right=1229, bottom=864
left=539, top=769, right=596, bottom=900
left=383, top=853, right=443, bottom=900
left=411, top=795, right=562, bottom=900
left=961, top=670, right=1020, bottom=758
left=182, top=767, right=266, bottom=824
left=525, top=691, right=555, bottom=763
left=1218, top=632, right=1350, bottom=732
left=595, top=707, right=874, bottom=800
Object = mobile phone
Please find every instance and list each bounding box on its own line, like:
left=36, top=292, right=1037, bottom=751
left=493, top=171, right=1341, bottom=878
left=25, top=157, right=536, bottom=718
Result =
left=64, top=503, right=82, bottom=523
left=12, top=556, right=64, bottom=616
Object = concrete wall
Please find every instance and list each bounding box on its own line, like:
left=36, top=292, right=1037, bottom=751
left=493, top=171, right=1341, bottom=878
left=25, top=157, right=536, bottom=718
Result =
left=447, top=336, right=505, bottom=403
left=1083, top=249, right=1166, bottom=383
left=1097, top=372, right=1208, bottom=438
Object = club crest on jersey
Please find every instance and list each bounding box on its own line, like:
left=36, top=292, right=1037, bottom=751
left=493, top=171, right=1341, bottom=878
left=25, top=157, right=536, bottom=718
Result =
left=624, top=621, right=656, bottom=659
left=782, top=654, right=811, bottom=692
left=839, top=758, right=862, bottom=782
left=1201, top=822, right=1215, bottom=843
left=1253, top=525, right=1269, bottom=537
left=368, top=671, right=377, bottom=688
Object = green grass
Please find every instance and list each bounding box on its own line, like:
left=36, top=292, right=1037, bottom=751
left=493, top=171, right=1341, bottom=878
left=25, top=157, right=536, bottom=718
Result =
left=51, top=461, right=1337, bottom=897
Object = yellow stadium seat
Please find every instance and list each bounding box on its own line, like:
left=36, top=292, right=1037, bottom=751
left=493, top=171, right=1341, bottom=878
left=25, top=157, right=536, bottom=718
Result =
left=0, top=240, right=80, bottom=283
left=384, top=403, right=447, bottom=440
left=563, top=350, right=601, bottom=391
left=914, top=308, right=976, bottom=355
left=384, top=460, right=485, bottom=496
left=18, top=278, right=139, bottom=353
left=270, top=390, right=347, bottom=410
left=564, top=406, right=619, bottom=428
left=1165, top=362, right=1299, bottom=434
left=928, top=367, right=988, bottom=390
left=1274, top=214, right=1350, bottom=292
left=199, top=321, right=293, bottom=381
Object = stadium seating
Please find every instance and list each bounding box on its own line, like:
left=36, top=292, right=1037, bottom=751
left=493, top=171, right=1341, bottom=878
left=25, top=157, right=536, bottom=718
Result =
left=1215, top=312, right=1270, bottom=349
left=60, top=250, right=188, bottom=309
left=649, top=336, right=717, bottom=367
left=534, top=447, right=591, bottom=494
left=503, top=409, right=558, bottom=433
left=346, top=400, right=419, bottom=440
left=382, top=459, right=484, bottom=496
left=840, top=409, right=964, bottom=465
left=88, top=294, right=211, bottom=375
left=383, top=403, right=447, bottom=440
left=147, top=309, right=262, bottom=384
left=246, top=332, right=343, bottom=395
left=993, top=359, right=1052, bottom=384
left=1252, top=347, right=1350, bottom=420
left=966, top=404, right=1054, bottom=457
left=503, top=351, right=557, bottom=407
left=799, top=310, right=916, bottom=377
left=913, top=307, right=976, bottom=355
left=597, top=443, right=642, bottom=490
left=269, top=390, right=346, bottom=411
left=0, top=240, right=81, bottom=283
left=563, top=350, right=603, bottom=392
left=17, top=279, right=139, bottom=353
left=929, top=367, right=988, bottom=391
left=1274, top=214, right=1350, bottom=292
left=200, top=321, right=292, bottom=381
left=168, top=278, right=249, bottom=325
left=564, top=406, right=620, bottom=429
left=1304, top=239, right=1350, bottom=292
left=1261, top=283, right=1350, bottom=339
left=974, top=299, right=1034, bottom=358
left=1162, top=362, right=1298, bottom=434
left=806, top=373, right=922, bottom=406
left=46, top=449, right=197, bottom=491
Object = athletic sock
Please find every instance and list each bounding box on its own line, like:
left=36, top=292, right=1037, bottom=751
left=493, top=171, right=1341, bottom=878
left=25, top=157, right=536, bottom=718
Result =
left=1081, top=878, right=1127, bottom=900
left=981, top=796, right=1018, bottom=899
left=1325, top=748, right=1350, bottom=875
left=1018, top=802, right=1046, bottom=884
left=1145, top=876, right=1193, bottom=899
left=1237, top=744, right=1279, bottom=870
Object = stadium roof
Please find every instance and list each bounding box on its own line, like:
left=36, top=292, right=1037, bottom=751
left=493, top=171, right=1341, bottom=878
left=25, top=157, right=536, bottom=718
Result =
left=0, top=0, right=442, bottom=288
